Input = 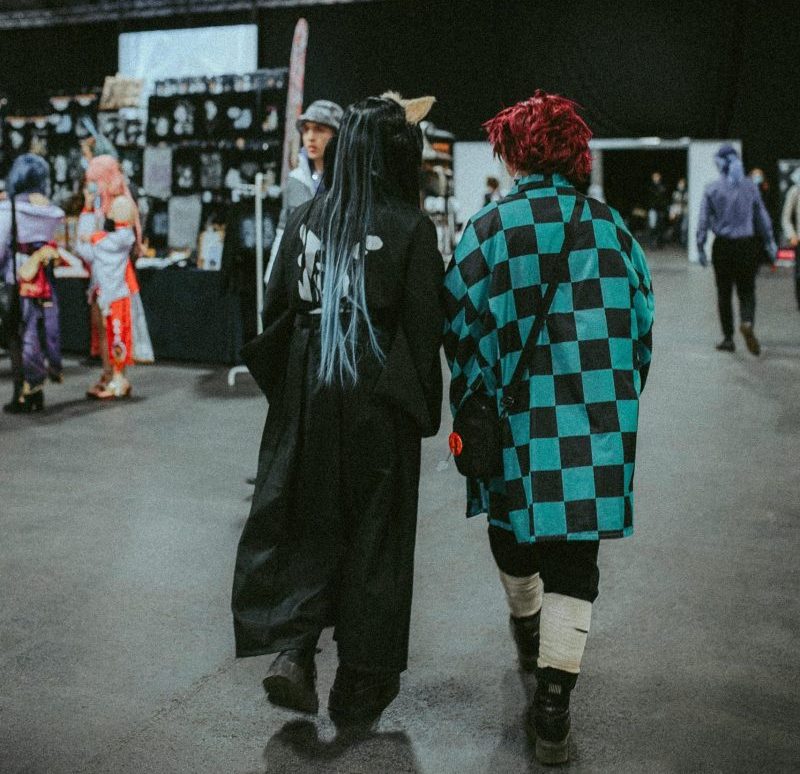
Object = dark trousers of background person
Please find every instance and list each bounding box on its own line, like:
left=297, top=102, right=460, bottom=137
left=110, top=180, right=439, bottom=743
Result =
left=488, top=526, right=600, bottom=603
left=711, top=236, right=758, bottom=338
left=648, top=209, right=666, bottom=249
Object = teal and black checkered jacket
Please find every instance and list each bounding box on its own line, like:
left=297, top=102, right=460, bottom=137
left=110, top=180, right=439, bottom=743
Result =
left=443, top=173, right=654, bottom=542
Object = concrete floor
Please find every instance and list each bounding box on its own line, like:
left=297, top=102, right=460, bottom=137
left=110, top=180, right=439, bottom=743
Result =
left=1, top=250, right=798, bottom=774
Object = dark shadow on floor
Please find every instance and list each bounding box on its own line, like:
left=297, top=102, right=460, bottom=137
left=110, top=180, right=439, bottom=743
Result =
left=257, top=719, right=422, bottom=774
left=0, top=395, right=147, bottom=432
left=648, top=264, right=688, bottom=276
left=193, top=368, right=263, bottom=400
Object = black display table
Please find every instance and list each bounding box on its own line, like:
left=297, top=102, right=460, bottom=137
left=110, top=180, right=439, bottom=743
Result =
left=53, top=268, right=244, bottom=365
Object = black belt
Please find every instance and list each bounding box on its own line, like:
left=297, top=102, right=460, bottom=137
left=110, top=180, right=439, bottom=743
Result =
left=294, top=308, right=398, bottom=330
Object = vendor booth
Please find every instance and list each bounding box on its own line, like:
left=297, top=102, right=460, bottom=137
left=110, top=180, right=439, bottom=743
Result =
left=0, top=24, right=295, bottom=364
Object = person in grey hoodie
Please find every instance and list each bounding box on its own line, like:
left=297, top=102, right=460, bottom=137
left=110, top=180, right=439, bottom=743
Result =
left=266, top=100, right=342, bottom=282
left=697, top=144, right=776, bottom=355
left=779, top=166, right=800, bottom=309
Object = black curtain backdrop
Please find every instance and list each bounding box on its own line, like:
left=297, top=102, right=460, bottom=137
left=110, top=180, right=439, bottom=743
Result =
left=0, top=0, right=796, bottom=183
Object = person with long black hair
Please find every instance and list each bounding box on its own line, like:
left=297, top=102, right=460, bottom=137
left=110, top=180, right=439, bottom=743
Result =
left=232, top=94, right=443, bottom=726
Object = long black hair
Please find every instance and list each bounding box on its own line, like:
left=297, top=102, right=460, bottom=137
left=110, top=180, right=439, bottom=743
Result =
left=6, top=154, right=51, bottom=283
left=318, top=96, right=422, bottom=385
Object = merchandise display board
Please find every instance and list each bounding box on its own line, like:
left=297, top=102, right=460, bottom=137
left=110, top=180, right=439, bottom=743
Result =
left=140, top=68, right=287, bottom=261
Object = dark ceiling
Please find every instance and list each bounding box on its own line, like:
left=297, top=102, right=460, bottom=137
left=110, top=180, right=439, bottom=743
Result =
left=0, top=0, right=381, bottom=29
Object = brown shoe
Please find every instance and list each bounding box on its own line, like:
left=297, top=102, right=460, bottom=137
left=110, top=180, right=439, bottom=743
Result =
left=86, top=373, right=112, bottom=399
left=739, top=322, right=760, bottom=356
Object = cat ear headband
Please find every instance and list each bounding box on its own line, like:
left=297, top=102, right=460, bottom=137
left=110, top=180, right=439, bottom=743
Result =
left=381, top=91, right=436, bottom=125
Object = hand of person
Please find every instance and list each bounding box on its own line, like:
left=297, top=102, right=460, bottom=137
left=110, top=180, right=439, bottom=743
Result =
left=768, top=242, right=778, bottom=264
left=697, top=247, right=708, bottom=268
left=791, top=236, right=799, bottom=248
left=83, top=190, right=94, bottom=210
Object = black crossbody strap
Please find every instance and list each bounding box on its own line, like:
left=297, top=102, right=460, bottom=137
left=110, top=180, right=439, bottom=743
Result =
left=510, top=195, right=584, bottom=384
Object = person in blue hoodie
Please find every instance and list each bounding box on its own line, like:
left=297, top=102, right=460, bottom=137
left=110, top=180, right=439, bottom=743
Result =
left=697, top=144, right=776, bottom=355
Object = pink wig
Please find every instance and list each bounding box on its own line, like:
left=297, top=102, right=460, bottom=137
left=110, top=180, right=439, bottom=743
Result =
left=483, top=90, right=593, bottom=183
left=86, top=155, right=142, bottom=251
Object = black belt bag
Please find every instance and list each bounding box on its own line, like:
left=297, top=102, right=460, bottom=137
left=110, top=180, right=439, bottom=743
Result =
left=448, top=199, right=582, bottom=479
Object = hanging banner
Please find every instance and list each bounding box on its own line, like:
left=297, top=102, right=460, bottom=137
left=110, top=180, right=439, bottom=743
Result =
left=281, top=18, right=308, bottom=186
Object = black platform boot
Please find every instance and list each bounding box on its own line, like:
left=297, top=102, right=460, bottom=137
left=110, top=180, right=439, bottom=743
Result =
left=328, top=665, right=400, bottom=727
left=526, top=667, right=578, bottom=766
left=510, top=611, right=540, bottom=672
left=3, top=384, right=44, bottom=414
left=262, top=649, right=318, bottom=714
left=715, top=337, right=735, bottom=352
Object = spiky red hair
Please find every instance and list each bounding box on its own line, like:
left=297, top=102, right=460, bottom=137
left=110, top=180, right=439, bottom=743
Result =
left=483, top=90, right=592, bottom=183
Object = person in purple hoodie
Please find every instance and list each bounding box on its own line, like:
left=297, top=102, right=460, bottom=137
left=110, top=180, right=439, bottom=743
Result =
left=0, top=154, right=65, bottom=413
left=696, top=144, right=776, bottom=355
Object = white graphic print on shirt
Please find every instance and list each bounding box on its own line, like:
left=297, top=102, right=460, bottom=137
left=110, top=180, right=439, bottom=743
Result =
left=297, top=225, right=383, bottom=308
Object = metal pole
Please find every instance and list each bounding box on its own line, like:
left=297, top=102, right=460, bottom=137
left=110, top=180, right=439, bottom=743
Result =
left=255, top=172, right=265, bottom=335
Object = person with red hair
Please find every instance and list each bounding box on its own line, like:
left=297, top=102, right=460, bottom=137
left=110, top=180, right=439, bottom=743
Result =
left=76, top=155, right=153, bottom=399
left=444, top=91, right=654, bottom=764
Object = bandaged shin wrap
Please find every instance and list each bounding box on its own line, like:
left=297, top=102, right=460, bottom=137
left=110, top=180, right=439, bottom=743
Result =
left=498, top=570, right=543, bottom=618
left=537, top=593, right=593, bottom=674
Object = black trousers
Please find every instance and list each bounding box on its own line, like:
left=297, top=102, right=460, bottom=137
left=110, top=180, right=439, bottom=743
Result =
left=711, top=236, right=758, bottom=338
left=488, top=526, right=600, bottom=604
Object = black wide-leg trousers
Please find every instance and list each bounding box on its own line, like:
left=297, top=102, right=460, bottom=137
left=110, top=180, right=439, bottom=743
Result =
left=232, top=319, right=421, bottom=674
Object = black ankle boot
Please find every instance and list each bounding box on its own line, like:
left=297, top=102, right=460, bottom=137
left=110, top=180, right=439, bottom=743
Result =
left=510, top=611, right=540, bottom=672
left=328, top=665, right=400, bottom=727
left=262, top=649, right=318, bottom=714
left=716, top=338, right=735, bottom=352
left=3, top=388, right=44, bottom=414
left=526, top=667, right=577, bottom=765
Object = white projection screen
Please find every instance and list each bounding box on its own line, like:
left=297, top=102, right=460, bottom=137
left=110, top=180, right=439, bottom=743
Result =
left=118, top=24, right=258, bottom=101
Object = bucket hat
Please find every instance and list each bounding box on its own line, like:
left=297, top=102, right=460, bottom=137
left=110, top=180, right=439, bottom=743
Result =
left=296, top=100, right=343, bottom=132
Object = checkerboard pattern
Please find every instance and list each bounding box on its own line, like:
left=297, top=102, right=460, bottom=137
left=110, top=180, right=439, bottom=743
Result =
left=444, top=173, right=654, bottom=543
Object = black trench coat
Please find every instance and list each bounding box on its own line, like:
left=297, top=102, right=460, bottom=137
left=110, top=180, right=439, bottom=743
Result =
left=232, top=196, right=443, bottom=673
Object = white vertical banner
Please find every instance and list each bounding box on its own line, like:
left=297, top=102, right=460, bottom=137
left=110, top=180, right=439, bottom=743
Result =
left=281, top=19, right=309, bottom=186
left=687, top=139, right=742, bottom=264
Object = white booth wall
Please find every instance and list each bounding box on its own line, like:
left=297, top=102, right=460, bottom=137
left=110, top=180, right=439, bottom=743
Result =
left=453, top=138, right=742, bottom=264
left=453, top=141, right=513, bottom=227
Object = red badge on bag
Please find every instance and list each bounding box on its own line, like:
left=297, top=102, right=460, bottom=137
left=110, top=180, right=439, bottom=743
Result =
left=449, top=432, right=464, bottom=457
